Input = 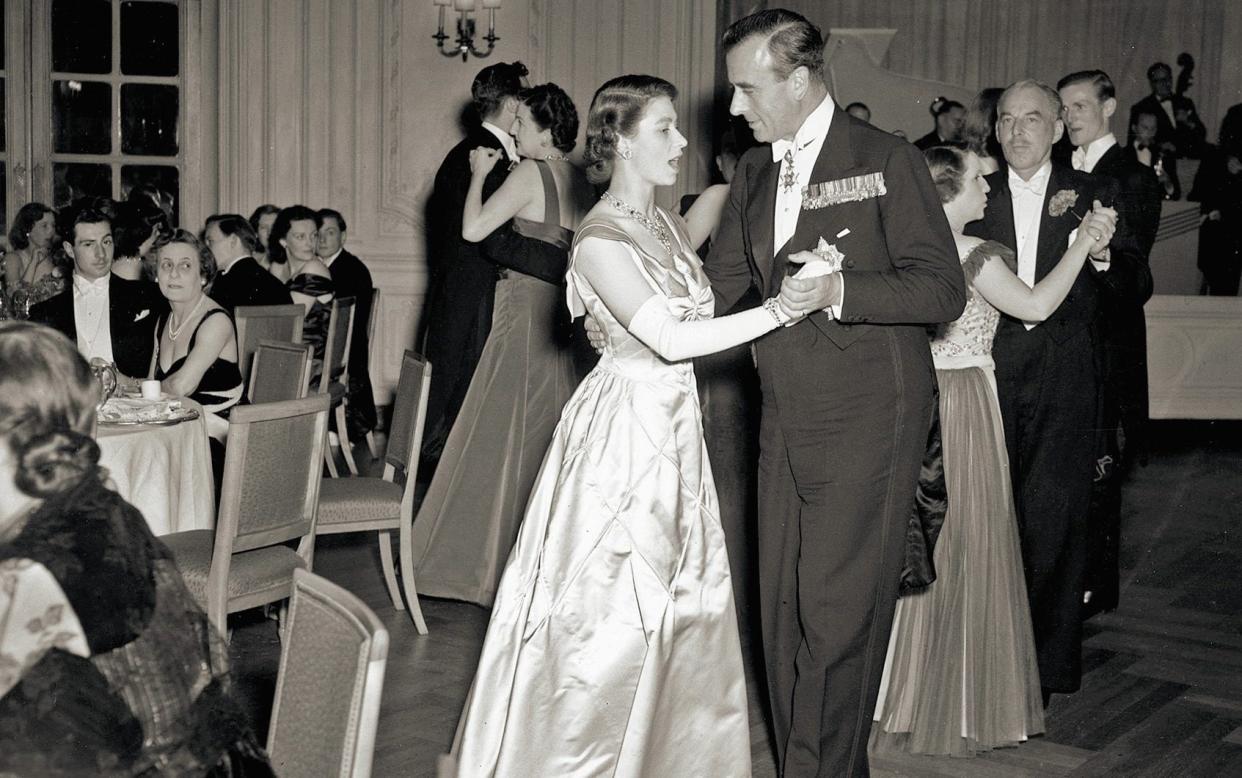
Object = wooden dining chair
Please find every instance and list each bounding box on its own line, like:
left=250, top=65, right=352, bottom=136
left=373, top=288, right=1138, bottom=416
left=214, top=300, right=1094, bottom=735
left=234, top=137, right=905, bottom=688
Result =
left=363, top=287, right=382, bottom=461
left=235, top=304, right=305, bottom=392
left=317, top=296, right=358, bottom=477
left=266, top=569, right=388, bottom=778
left=162, top=394, right=331, bottom=634
left=316, top=350, right=432, bottom=634
left=249, top=339, right=313, bottom=404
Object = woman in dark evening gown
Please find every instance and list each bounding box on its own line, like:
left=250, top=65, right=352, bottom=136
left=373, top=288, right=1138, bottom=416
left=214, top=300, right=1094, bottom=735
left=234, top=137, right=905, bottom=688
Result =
left=0, top=321, right=272, bottom=776
left=270, top=205, right=335, bottom=368
left=408, top=83, right=592, bottom=606
left=871, top=147, right=1116, bottom=757
left=149, top=231, right=243, bottom=486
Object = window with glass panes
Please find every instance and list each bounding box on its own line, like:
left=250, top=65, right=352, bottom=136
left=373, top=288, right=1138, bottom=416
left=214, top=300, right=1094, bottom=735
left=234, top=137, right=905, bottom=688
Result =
left=50, top=0, right=180, bottom=224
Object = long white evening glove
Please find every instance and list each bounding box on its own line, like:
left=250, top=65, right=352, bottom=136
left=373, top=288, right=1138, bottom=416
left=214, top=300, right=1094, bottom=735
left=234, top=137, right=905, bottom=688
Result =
left=626, top=294, right=787, bottom=363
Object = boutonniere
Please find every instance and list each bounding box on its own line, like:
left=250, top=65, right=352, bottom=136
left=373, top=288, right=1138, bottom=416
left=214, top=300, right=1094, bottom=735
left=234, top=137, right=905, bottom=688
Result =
left=133, top=309, right=150, bottom=322
left=1048, top=189, right=1078, bottom=217
left=802, top=172, right=887, bottom=210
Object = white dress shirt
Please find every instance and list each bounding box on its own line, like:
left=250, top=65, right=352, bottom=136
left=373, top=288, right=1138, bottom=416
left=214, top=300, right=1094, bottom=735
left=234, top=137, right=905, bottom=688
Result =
left=1069, top=137, right=1115, bottom=273
left=1071, top=132, right=1116, bottom=174
left=482, top=121, right=519, bottom=162
left=1009, top=163, right=1052, bottom=328
left=72, top=273, right=114, bottom=364
left=771, top=95, right=843, bottom=317
left=772, top=96, right=834, bottom=255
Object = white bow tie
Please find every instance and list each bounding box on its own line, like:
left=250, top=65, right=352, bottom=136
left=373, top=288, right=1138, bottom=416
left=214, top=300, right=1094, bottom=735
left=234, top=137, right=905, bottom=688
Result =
left=1009, top=173, right=1048, bottom=198
left=771, top=136, right=815, bottom=163
left=73, top=274, right=109, bottom=297
left=1071, top=146, right=1088, bottom=171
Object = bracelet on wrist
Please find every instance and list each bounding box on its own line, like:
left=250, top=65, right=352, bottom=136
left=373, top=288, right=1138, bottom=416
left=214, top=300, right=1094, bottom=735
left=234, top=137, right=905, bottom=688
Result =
left=763, top=297, right=791, bottom=326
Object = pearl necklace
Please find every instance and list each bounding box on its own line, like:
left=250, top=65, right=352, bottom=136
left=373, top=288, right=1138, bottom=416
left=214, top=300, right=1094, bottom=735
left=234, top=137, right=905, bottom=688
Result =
left=602, top=191, right=673, bottom=257
left=167, top=294, right=205, bottom=341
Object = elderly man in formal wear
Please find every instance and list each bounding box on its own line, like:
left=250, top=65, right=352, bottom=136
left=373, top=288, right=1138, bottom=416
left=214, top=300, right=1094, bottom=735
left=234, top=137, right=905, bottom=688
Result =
left=316, top=208, right=376, bottom=443
left=30, top=202, right=165, bottom=379
left=706, top=10, right=966, bottom=775
left=204, top=213, right=293, bottom=311
left=419, top=60, right=529, bottom=479
left=1058, top=70, right=1159, bottom=619
left=965, top=80, right=1146, bottom=705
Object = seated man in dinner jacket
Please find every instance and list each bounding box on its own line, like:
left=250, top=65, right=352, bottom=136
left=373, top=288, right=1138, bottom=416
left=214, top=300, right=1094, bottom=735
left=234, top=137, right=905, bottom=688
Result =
left=204, top=213, right=294, bottom=311
left=316, top=208, right=376, bottom=442
left=30, top=201, right=166, bottom=380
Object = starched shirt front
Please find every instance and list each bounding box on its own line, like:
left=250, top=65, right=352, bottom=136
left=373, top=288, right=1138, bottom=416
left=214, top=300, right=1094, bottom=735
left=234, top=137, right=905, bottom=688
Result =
left=72, top=272, right=114, bottom=364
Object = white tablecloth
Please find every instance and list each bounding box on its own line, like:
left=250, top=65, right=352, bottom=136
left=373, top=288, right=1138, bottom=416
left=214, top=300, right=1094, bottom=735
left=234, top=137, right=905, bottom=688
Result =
left=97, top=399, right=216, bottom=536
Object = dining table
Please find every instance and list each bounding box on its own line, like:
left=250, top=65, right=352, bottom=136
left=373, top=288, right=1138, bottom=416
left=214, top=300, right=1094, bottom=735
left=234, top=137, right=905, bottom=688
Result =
left=96, top=396, right=216, bottom=536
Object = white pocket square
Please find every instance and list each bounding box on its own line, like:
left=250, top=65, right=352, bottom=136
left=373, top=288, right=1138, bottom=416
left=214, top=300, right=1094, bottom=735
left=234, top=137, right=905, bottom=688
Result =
left=133, top=309, right=150, bottom=322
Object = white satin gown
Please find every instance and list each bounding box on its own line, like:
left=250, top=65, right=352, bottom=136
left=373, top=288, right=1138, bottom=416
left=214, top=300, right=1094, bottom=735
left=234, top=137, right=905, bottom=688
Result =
left=448, top=215, right=752, bottom=777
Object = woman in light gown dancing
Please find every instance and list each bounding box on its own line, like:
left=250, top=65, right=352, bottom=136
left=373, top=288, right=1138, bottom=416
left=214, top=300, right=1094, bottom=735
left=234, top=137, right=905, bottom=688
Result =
left=871, top=146, right=1117, bottom=757
left=445, top=75, right=807, bottom=778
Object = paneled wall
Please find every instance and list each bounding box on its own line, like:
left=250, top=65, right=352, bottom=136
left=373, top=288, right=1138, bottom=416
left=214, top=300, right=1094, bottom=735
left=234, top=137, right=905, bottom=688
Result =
left=209, top=0, right=717, bottom=404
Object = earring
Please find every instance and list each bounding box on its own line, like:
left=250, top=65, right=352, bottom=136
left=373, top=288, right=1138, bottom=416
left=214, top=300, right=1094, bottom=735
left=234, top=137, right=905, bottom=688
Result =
left=618, top=146, right=633, bottom=160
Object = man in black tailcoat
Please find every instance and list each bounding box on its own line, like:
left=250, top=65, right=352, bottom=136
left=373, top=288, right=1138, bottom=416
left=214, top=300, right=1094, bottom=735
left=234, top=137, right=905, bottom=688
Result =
left=1058, top=70, right=1159, bottom=619
left=204, top=214, right=293, bottom=311
left=31, top=203, right=166, bottom=379
left=966, top=80, right=1146, bottom=703
left=420, top=61, right=529, bottom=477
left=706, top=10, right=965, bottom=775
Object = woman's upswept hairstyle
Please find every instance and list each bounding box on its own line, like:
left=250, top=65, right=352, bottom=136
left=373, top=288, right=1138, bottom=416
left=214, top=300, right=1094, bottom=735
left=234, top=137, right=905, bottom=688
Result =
left=924, top=145, right=970, bottom=204
left=266, top=205, right=321, bottom=265
left=583, top=75, right=677, bottom=185
left=721, top=8, right=825, bottom=82
left=519, top=83, right=580, bottom=154
left=0, top=321, right=101, bottom=498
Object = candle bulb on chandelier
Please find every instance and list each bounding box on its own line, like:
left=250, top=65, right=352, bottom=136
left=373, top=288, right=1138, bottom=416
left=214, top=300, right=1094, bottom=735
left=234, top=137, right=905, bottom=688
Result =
left=453, top=0, right=476, bottom=10
left=481, top=0, right=502, bottom=8
left=431, top=0, right=451, bottom=5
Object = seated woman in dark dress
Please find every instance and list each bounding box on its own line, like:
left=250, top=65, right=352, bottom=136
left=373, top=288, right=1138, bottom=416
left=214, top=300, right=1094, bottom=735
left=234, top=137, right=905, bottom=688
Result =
left=269, top=205, right=334, bottom=371
left=407, top=83, right=593, bottom=606
left=149, top=229, right=244, bottom=484
left=0, top=321, right=272, bottom=776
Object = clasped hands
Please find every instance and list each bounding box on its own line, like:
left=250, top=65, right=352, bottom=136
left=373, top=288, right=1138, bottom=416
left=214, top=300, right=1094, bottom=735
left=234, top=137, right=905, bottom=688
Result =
left=1076, top=200, right=1118, bottom=258
left=775, top=253, right=845, bottom=321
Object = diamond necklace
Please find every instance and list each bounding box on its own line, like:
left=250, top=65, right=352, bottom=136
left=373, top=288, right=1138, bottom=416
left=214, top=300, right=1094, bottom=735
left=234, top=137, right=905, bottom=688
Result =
left=602, top=191, right=672, bottom=257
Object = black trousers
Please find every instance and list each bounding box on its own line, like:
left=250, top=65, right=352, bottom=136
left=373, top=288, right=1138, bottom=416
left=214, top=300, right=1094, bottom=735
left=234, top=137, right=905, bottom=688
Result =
left=995, top=325, right=1097, bottom=693
left=756, top=326, right=932, bottom=777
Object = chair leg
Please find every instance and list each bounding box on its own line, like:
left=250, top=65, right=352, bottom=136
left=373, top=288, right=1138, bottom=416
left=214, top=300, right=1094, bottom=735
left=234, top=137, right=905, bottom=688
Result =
left=365, top=429, right=381, bottom=460
left=378, top=530, right=404, bottom=610
left=324, top=443, right=341, bottom=477
left=335, top=402, right=360, bottom=475
left=398, top=513, right=429, bottom=635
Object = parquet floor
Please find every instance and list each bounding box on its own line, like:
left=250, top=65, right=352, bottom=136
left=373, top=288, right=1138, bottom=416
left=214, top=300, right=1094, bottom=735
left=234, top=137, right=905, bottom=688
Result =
left=230, top=420, right=1242, bottom=777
